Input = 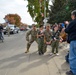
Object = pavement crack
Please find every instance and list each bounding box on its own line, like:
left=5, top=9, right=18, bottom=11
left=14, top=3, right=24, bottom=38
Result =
left=46, top=62, right=51, bottom=75
left=52, top=58, right=61, bottom=75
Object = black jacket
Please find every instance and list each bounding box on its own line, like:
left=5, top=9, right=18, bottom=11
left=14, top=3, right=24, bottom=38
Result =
left=0, top=26, right=3, bottom=31
left=65, top=19, right=76, bottom=43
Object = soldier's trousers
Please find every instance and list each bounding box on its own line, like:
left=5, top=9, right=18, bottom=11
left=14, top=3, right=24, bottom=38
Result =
left=43, top=43, right=47, bottom=53
left=51, top=40, right=59, bottom=53
left=27, top=39, right=38, bottom=51
left=7, top=31, right=10, bottom=36
left=38, top=38, right=44, bottom=53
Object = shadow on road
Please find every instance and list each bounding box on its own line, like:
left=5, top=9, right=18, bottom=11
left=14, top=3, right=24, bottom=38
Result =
left=0, top=53, right=28, bottom=69
left=19, top=52, right=56, bottom=73
left=0, top=51, right=55, bottom=71
left=0, top=49, right=69, bottom=75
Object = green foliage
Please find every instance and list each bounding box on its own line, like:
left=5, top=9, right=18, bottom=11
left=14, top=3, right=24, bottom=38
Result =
left=48, top=0, right=76, bottom=24
left=26, top=0, right=76, bottom=24
left=26, top=0, right=50, bottom=25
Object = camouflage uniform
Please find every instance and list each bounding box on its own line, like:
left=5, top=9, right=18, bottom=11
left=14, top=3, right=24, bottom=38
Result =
left=43, top=29, right=52, bottom=53
left=25, top=29, right=38, bottom=53
left=6, top=25, right=10, bottom=36
left=37, top=29, right=44, bottom=55
left=51, top=30, right=60, bottom=54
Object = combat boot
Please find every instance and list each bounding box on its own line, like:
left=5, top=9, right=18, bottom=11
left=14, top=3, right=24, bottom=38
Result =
left=25, top=49, right=29, bottom=53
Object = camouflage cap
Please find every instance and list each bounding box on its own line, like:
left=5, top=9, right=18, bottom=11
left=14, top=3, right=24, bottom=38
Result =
left=45, top=23, right=50, bottom=27
left=32, top=24, right=36, bottom=27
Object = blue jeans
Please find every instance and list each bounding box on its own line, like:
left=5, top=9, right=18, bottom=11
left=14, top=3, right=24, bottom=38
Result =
left=69, top=41, right=76, bottom=75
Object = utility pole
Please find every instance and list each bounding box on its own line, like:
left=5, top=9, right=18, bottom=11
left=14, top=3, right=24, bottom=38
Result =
left=44, top=0, right=46, bottom=26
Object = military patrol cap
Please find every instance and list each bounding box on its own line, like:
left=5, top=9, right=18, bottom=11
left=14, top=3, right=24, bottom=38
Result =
left=32, top=24, right=36, bottom=27
left=45, top=23, right=50, bottom=27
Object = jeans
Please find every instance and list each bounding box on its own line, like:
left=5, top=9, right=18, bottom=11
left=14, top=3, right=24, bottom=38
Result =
left=69, top=41, right=76, bottom=75
left=0, top=31, right=4, bottom=40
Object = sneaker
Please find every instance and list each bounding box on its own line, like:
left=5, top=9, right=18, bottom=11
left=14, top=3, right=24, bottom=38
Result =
left=50, top=53, right=54, bottom=56
left=56, top=53, right=59, bottom=56
left=66, top=70, right=74, bottom=75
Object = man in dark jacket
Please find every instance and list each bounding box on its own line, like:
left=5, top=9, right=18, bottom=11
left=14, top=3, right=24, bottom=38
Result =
left=0, top=24, right=3, bottom=39
left=65, top=10, right=76, bottom=75
left=0, top=24, right=3, bottom=31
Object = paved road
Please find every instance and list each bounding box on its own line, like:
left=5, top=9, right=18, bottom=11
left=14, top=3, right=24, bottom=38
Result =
left=0, top=31, right=70, bottom=75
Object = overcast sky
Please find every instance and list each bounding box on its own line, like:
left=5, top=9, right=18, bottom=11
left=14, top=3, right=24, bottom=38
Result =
left=0, top=0, right=35, bottom=25
left=0, top=0, right=52, bottom=25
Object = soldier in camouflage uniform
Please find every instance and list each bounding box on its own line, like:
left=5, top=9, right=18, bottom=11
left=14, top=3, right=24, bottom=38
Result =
left=6, top=24, right=10, bottom=37
left=43, top=23, right=52, bottom=53
left=50, top=25, right=60, bottom=56
left=37, top=25, right=44, bottom=55
left=25, top=24, right=38, bottom=53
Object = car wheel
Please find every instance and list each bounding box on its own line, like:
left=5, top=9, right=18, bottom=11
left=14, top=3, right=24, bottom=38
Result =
left=4, top=32, right=6, bottom=35
left=11, top=31, right=14, bottom=34
left=17, top=31, right=18, bottom=33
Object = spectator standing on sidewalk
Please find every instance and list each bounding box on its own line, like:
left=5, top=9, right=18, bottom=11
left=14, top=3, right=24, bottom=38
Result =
left=65, top=10, right=76, bottom=75
left=0, top=24, right=4, bottom=40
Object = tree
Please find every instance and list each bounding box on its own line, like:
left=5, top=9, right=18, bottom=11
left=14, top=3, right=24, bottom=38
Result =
left=48, top=0, right=76, bottom=24
left=4, top=14, right=21, bottom=27
left=26, top=0, right=50, bottom=25
left=48, top=0, right=66, bottom=23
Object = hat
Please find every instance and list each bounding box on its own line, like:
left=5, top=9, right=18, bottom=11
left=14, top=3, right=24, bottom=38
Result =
left=45, top=23, right=50, bottom=27
left=32, top=24, right=35, bottom=27
left=71, top=10, right=76, bottom=17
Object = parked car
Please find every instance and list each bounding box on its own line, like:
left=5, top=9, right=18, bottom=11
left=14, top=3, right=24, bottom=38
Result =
left=3, top=24, right=19, bottom=34
left=3, top=27, right=7, bottom=34
left=20, top=27, right=25, bottom=31
left=10, top=25, right=19, bottom=34
left=20, top=26, right=30, bottom=31
left=16, top=27, right=20, bottom=33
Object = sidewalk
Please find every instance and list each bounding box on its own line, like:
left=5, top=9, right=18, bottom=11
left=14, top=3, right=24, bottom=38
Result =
left=0, top=41, right=70, bottom=75
left=23, top=42, right=70, bottom=75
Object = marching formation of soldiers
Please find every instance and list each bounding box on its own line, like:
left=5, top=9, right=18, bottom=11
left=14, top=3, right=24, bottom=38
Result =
left=25, top=23, right=66, bottom=56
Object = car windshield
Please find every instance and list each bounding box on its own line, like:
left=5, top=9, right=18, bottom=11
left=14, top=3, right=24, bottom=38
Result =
left=10, top=26, right=14, bottom=27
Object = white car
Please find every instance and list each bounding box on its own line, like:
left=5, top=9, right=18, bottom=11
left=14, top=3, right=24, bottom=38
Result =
left=3, top=24, right=19, bottom=34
